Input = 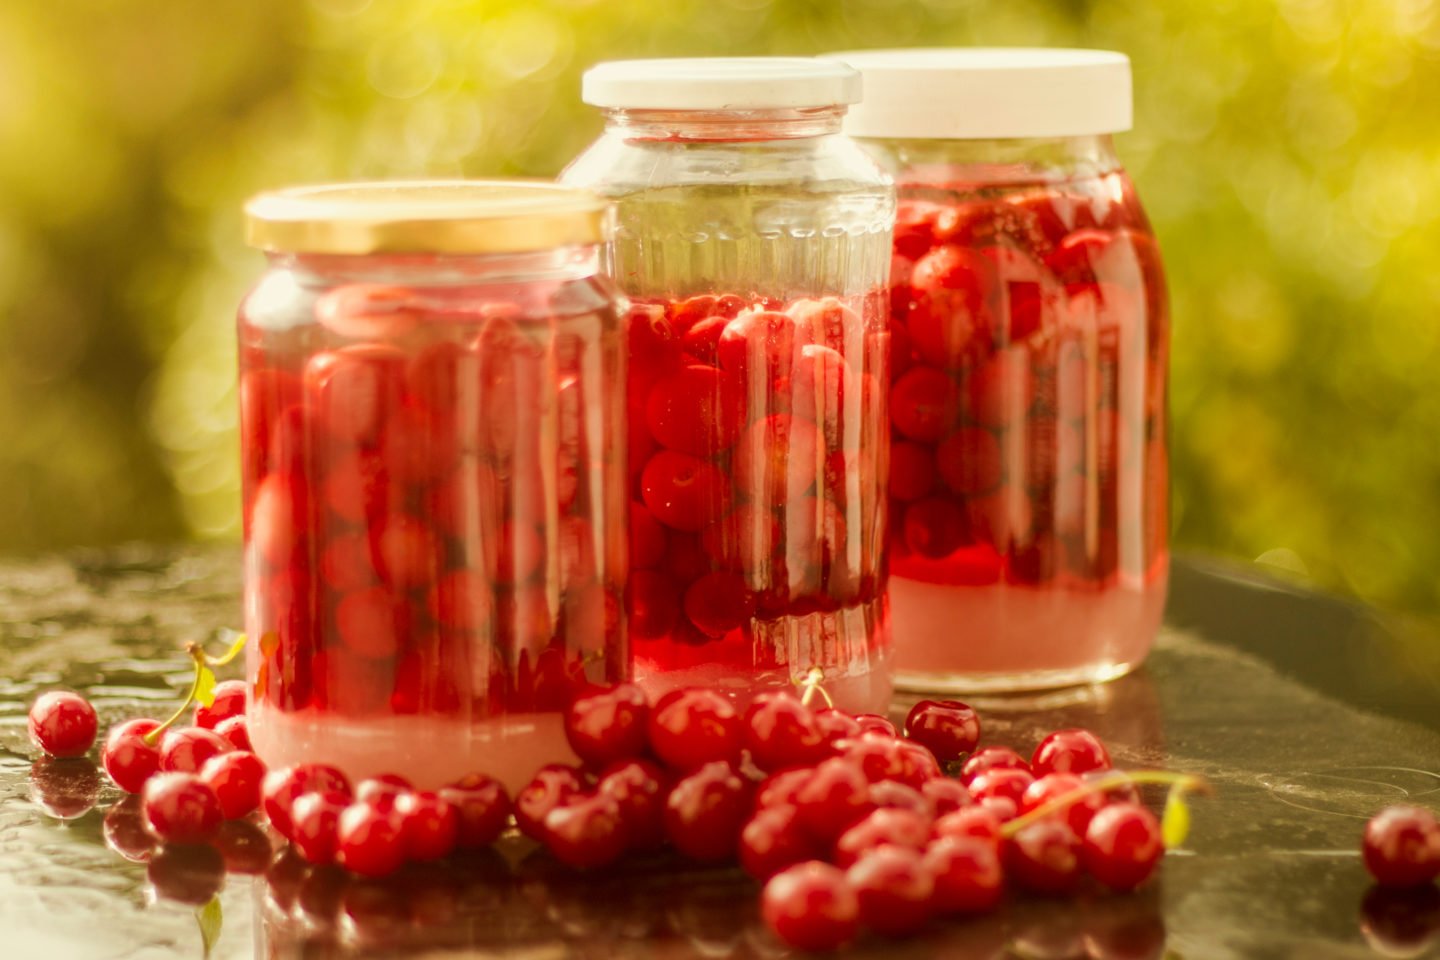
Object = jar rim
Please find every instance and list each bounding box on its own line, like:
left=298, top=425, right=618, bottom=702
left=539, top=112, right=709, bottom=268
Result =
left=244, top=180, right=610, bottom=256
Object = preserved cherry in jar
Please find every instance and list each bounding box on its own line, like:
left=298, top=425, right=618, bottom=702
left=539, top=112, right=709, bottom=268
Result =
left=834, top=49, right=1168, bottom=691
left=562, top=58, right=895, bottom=711
left=239, top=182, right=625, bottom=789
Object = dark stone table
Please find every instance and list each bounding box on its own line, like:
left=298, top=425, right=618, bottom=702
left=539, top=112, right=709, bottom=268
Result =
left=2, top=546, right=1438, bottom=959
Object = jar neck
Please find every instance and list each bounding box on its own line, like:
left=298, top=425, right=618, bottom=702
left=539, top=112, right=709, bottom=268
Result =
left=266, top=244, right=598, bottom=285
left=602, top=106, right=846, bottom=143
left=881, top=134, right=1122, bottom=185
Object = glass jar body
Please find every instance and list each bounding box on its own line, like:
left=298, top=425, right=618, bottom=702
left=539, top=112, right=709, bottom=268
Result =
left=562, top=109, right=895, bottom=712
left=238, top=245, right=626, bottom=790
left=863, top=134, right=1168, bottom=692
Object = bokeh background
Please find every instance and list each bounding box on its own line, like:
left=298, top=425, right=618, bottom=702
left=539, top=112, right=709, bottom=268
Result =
left=2, top=0, right=1439, bottom=629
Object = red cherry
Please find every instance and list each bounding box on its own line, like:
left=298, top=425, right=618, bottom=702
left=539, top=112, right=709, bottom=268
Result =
left=699, top=504, right=782, bottom=572
left=890, top=367, right=959, bottom=442
left=718, top=309, right=803, bottom=382
left=925, top=836, right=1005, bottom=914
left=761, top=861, right=860, bottom=952
left=847, top=845, right=935, bottom=937
left=932, top=806, right=1003, bottom=848
left=197, top=750, right=265, bottom=819
left=597, top=758, right=668, bottom=852
left=814, top=708, right=863, bottom=744
left=1363, top=806, right=1440, bottom=888
left=961, top=745, right=1031, bottom=784
left=354, top=774, right=413, bottom=812
left=1044, top=228, right=1116, bottom=286
left=921, top=778, right=975, bottom=817
left=1031, top=728, right=1112, bottom=777
left=743, top=692, right=828, bottom=773
left=834, top=808, right=932, bottom=868
left=1005, top=819, right=1083, bottom=895
left=438, top=773, right=511, bottom=848
left=373, top=514, right=440, bottom=589
left=733, top=413, right=821, bottom=506
left=968, top=767, right=1035, bottom=810
left=795, top=757, right=874, bottom=843
left=261, top=763, right=352, bottom=841
left=834, top=732, right=907, bottom=784
left=1020, top=773, right=1108, bottom=838
left=159, top=727, right=231, bottom=774
left=425, top=570, right=493, bottom=633
left=141, top=772, right=223, bottom=844
left=893, top=738, right=943, bottom=788
left=741, top=804, right=821, bottom=880
left=314, top=284, right=419, bottom=339
left=290, top=789, right=351, bottom=865
left=215, top=715, right=252, bottom=754
left=336, top=802, right=405, bottom=877
left=334, top=586, right=406, bottom=661
left=395, top=790, right=460, bottom=862
left=902, top=497, right=968, bottom=558
left=544, top=792, right=627, bottom=869
left=250, top=473, right=310, bottom=569
left=514, top=764, right=585, bottom=841
left=645, top=364, right=745, bottom=456
left=663, top=760, right=751, bottom=862
left=647, top=688, right=742, bottom=772
left=193, top=680, right=247, bottom=730
left=1083, top=802, right=1165, bottom=891
left=869, top=780, right=930, bottom=817
left=683, top=570, right=756, bottom=638
left=639, top=451, right=729, bottom=533
left=102, top=718, right=162, bottom=794
left=854, top=714, right=898, bottom=737
left=935, top=427, right=1003, bottom=496
left=28, top=691, right=98, bottom=758
left=755, top=767, right=815, bottom=813
left=888, top=441, right=936, bottom=502
left=904, top=699, right=981, bottom=763
left=564, top=683, right=650, bottom=769
left=303, top=344, right=404, bottom=444
left=906, top=245, right=999, bottom=370
left=791, top=343, right=862, bottom=450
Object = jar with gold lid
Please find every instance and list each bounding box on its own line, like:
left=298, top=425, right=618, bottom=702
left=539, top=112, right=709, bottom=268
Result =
left=239, top=180, right=625, bottom=790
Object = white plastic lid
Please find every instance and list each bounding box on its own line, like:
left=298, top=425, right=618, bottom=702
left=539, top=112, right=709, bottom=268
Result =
left=826, top=48, right=1132, bottom=140
left=581, top=57, right=862, bottom=111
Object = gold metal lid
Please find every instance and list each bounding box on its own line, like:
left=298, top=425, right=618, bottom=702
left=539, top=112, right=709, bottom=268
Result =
left=244, top=180, right=610, bottom=255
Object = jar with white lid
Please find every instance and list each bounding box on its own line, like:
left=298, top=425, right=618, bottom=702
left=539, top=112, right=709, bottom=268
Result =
left=239, top=181, right=626, bottom=790
left=829, top=49, right=1169, bottom=692
left=560, top=58, right=895, bottom=712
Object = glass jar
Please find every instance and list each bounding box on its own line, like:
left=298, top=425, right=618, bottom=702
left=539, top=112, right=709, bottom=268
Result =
left=239, top=181, right=625, bottom=790
left=560, top=58, right=895, bottom=712
left=832, top=49, right=1169, bottom=692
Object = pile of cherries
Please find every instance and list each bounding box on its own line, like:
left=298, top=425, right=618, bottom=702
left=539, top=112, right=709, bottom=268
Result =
left=29, top=678, right=1440, bottom=953
left=624, top=292, right=888, bottom=670
left=885, top=181, right=1169, bottom=587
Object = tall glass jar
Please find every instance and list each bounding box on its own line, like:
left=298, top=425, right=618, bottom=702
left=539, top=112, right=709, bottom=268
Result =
left=239, top=181, right=625, bottom=790
left=561, top=58, right=895, bottom=712
left=831, top=49, right=1169, bottom=692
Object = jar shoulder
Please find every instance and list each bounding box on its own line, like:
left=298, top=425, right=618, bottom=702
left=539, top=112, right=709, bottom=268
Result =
left=560, top=132, right=893, bottom=196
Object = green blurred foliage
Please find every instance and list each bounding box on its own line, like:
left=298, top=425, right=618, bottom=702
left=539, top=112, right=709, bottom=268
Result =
left=2, top=0, right=1439, bottom=622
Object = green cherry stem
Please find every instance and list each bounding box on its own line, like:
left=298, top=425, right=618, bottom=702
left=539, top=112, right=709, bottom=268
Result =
left=137, top=632, right=247, bottom=748
left=796, top=667, right=834, bottom=709
left=999, top=770, right=1210, bottom=839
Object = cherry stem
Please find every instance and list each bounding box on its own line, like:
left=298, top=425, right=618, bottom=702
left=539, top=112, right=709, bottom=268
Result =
left=999, top=770, right=1210, bottom=838
left=141, top=642, right=209, bottom=747
left=796, top=667, right=834, bottom=709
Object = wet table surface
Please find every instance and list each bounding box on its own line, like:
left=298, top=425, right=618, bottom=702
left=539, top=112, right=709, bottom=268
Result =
left=2, top=546, right=1440, bottom=960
